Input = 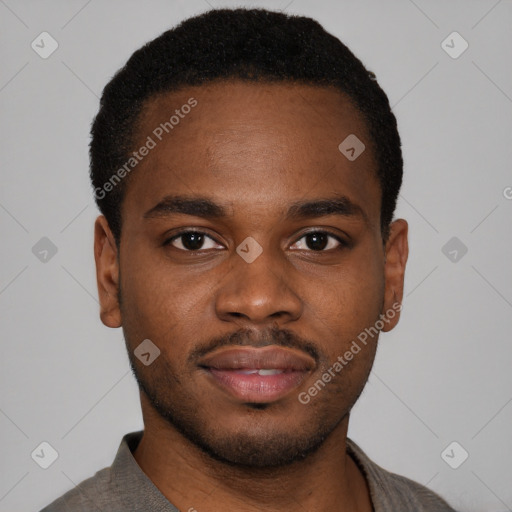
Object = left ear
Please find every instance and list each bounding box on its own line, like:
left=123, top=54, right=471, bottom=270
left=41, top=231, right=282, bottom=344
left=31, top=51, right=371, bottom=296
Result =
left=381, top=219, right=408, bottom=332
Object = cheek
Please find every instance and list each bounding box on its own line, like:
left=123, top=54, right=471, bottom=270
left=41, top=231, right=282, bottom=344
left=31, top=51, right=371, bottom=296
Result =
left=346, top=239, right=385, bottom=314
left=319, top=254, right=383, bottom=312
left=118, top=247, right=173, bottom=343
left=119, top=247, right=215, bottom=354
left=310, top=252, right=384, bottom=360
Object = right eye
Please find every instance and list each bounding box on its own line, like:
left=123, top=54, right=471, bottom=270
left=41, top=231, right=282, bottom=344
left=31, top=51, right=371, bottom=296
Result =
left=164, top=230, right=224, bottom=252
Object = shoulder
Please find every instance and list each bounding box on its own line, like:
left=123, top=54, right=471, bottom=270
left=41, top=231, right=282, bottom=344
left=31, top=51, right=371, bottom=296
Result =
left=377, top=470, right=457, bottom=511
left=346, top=438, right=458, bottom=512
left=38, top=466, right=115, bottom=512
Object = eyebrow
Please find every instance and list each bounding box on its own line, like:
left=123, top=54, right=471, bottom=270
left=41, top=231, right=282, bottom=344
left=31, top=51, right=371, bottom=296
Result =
left=143, top=194, right=370, bottom=226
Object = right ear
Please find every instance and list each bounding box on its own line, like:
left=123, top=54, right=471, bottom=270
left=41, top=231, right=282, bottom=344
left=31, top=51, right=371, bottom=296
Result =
left=94, top=215, right=122, bottom=328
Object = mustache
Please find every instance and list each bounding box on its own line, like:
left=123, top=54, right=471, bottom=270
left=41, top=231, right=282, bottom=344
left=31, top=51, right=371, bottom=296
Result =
left=188, top=326, right=320, bottom=365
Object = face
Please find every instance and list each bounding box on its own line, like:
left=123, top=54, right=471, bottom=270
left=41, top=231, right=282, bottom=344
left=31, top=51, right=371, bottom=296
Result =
left=94, top=81, right=408, bottom=467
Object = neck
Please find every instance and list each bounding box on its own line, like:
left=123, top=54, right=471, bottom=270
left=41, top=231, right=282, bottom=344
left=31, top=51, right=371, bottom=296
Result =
left=134, top=396, right=373, bottom=512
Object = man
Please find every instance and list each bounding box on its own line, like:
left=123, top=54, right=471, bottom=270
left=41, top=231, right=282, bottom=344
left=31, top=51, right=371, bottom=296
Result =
left=41, top=7, right=457, bottom=512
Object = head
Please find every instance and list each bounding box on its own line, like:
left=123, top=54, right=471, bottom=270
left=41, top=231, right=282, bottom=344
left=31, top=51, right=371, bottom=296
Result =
left=92, top=8, right=408, bottom=468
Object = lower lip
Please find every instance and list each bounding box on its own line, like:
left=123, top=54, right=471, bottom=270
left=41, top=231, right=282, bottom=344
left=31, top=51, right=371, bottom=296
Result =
left=206, top=369, right=308, bottom=403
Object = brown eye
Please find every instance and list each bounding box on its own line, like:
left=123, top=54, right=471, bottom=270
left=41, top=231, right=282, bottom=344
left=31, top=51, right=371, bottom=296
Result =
left=291, top=231, right=347, bottom=252
left=165, top=231, right=223, bottom=251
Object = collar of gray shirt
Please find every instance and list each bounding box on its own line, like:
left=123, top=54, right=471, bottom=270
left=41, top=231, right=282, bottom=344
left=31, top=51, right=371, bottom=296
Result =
left=40, top=430, right=457, bottom=512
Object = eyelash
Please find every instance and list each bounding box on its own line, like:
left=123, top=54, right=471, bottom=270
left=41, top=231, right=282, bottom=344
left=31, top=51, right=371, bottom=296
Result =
left=163, top=229, right=348, bottom=252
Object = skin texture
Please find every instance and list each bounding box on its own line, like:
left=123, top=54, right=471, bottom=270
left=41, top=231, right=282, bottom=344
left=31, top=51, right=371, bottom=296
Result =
left=94, top=81, right=408, bottom=512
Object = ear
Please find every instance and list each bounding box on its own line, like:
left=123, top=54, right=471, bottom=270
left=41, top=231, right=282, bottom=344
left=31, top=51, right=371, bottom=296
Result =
left=381, top=219, right=408, bottom=332
left=94, top=215, right=122, bottom=328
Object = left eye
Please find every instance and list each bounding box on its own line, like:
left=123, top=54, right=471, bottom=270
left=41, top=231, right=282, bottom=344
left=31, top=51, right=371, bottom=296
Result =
left=291, top=231, right=346, bottom=251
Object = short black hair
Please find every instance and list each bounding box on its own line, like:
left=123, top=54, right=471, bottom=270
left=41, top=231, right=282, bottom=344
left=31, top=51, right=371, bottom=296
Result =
left=90, top=7, right=402, bottom=246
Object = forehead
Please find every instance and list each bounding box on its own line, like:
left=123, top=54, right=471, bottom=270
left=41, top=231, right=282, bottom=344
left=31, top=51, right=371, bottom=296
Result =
left=122, top=81, right=380, bottom=229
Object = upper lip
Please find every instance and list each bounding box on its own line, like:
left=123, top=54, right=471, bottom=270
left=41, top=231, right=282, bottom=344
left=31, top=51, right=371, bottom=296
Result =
left=198, top=345, right=315, bottom=371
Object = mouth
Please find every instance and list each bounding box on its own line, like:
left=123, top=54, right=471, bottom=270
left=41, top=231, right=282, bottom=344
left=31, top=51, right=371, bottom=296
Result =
left=198, top=345, right=315, bottom=403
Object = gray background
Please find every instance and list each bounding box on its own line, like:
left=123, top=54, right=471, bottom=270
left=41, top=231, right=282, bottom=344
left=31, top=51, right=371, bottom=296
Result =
left=1, top=0, right=511, bottom=510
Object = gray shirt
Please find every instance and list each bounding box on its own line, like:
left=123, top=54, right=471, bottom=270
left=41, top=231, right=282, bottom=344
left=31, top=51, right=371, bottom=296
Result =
left=40, top=430, right=457, bottom=511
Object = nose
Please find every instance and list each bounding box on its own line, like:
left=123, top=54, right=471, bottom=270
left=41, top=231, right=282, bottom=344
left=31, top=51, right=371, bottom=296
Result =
left=215, top=245, right=303, bottom=328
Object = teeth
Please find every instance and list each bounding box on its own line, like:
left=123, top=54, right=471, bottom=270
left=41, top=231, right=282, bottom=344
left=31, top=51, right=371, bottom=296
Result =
left=235, top=369, right=284, bottom=375
left=257, top=369, right=284, bottom=376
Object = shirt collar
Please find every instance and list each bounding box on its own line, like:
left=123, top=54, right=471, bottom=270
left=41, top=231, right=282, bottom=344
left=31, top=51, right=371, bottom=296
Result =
left=110, top=430, right=179, bottom=511
left=111, top=431, right=377, bottom=511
